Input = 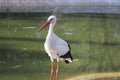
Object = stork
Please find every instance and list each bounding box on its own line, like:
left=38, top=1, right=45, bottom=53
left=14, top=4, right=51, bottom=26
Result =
left=37, top=15, right=73, bottom=80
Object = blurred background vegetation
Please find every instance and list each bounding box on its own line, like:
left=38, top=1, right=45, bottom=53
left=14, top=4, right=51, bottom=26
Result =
left=0, top=13, right=120, bottom=80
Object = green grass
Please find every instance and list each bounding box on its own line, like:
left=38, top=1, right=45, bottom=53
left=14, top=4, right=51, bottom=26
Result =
left=0, top=13, right=120, bottom=80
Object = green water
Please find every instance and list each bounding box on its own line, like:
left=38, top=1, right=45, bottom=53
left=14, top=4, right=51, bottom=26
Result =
left=0, top=13, right=120, bottom=80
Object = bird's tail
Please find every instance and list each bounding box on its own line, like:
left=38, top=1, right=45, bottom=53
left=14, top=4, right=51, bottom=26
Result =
left=64, top=58, right=73, bottom=64
left=60, top=50, right=73, bottom=64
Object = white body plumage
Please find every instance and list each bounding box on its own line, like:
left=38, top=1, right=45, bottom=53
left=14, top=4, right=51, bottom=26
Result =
left=38, top=15, right=73, bottom=63
left=45, top=32, right=70, bottom=62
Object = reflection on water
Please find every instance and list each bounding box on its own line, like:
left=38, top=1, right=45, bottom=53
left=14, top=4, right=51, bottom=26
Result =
left=0, top=13, right=120, bottom=80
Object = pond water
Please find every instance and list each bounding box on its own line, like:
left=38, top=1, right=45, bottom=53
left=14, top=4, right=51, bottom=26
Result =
left=0, top=13, right=120, bottom=80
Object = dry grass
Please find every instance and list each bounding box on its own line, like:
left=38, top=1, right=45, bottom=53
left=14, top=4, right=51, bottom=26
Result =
left=66, top=72, right=120, bottom=80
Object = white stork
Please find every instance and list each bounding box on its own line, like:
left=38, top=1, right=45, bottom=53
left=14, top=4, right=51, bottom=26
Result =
left=37, top=15, right=73, bottom=80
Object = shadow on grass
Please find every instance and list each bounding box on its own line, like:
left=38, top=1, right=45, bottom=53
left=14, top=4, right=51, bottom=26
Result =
left=0, top=36, right=44, bottom=42
left=0, top=13, right=120, bottom=20
left=0, top=13, right=50, bottom=20
left=0, top=43, right=50, bottom=75
left=1, top=36, right=120, bottom=46
left=0, top=43, right=48, bottom=62
left=0, top=36, right=80, bottom=44
left=87, top=41, right=120, bottom=46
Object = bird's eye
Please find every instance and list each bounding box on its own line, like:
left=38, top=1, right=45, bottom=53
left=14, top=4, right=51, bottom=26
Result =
left=50, top=19, right=53, bottom=21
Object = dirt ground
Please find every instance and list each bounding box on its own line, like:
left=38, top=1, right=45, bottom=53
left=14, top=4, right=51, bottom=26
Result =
left=66, top=72, right=120, bottom=80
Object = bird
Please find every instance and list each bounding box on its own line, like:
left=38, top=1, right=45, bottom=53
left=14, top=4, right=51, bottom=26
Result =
left=37, top=15, right=73, bottom=80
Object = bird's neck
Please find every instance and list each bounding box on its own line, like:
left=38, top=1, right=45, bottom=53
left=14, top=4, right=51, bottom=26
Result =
left=48, top=22, right=56, bottom=34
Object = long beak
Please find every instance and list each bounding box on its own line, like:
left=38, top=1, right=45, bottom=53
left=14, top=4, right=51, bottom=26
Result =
left=37, top=21, right=50, bottom=32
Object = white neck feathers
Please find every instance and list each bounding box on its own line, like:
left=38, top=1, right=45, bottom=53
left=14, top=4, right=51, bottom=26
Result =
left=48, top=21, right=56, bottom=34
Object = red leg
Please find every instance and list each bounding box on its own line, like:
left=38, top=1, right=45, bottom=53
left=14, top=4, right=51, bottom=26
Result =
left=49, top=62, right=54, bottom=80
left=56, top=61, right=60, bottom=80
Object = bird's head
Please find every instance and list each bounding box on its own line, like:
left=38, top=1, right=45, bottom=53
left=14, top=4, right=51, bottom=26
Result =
left=47, top=15, right=57, bottom=23
left=37, top=15, right=57, bottom=33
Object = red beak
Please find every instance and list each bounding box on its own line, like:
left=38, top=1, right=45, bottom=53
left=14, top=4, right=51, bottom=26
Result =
left=38, top=21, right=50, bottom=32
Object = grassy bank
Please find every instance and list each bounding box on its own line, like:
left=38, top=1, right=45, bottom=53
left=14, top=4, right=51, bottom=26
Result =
left=0, top=13, right=120, bottom=80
